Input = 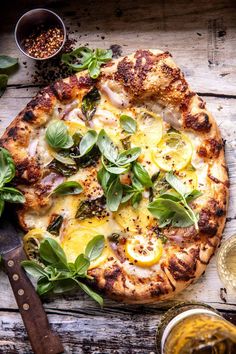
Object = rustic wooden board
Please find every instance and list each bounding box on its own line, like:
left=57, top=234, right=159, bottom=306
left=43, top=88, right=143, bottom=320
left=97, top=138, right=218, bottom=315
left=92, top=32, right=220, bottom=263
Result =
left=0, top=0, right=236, bottom=353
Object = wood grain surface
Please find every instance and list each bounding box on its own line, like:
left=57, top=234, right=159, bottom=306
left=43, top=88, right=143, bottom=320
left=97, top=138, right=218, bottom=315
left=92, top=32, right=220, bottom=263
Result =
left=0, top=0, right=236, bottom=353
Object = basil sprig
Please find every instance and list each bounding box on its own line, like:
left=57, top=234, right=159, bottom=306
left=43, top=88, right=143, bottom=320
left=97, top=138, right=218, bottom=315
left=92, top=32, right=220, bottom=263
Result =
left=0, top=55, right=18, bottom=98
left=120, top=115, right=137, bottom=134
left=81, top=88, right=101, bottom=120
left=0, top=148, right=25, bottom=216
left=21, top=235, right=105, bottom=306
left=148, top=172, right=202, bottom=229
left=46, top=120, right=73, bottom=150
left=51, top=181, right=83, bottom=196
left=62, top=47, right=112, bottom=79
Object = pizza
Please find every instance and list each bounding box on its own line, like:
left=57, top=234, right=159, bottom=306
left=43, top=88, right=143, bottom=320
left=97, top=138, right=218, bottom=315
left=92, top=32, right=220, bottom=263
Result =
left=0, top=49, right=229, bottom=303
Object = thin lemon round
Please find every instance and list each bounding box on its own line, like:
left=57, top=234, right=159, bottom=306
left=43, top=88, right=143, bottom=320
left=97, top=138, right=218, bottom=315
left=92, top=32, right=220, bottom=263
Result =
left=152, top=132, right=193, bottom=171
left=61, top=227, right=110, bottom=268
left=130, top=109, right=163, bottom=149
left=64, top=121, right=87, bottom=135
left=125, top=235, right=163, bottom=267
left=23, top=228, right=53, bottom=262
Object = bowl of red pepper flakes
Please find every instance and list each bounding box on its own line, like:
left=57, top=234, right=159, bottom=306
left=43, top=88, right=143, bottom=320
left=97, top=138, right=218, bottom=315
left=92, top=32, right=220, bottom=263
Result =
left=15, top=8, right=66, bottom=60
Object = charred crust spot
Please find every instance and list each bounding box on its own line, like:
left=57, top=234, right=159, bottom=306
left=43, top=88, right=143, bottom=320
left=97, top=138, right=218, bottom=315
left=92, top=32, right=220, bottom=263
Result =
left=167, top=248, right=199, bottom=281
left=7, top=127, right=18, bottom=139
left=185, top=112, right=212, bottom=132
left=51, top=80, right=72, bottom=101
left=22, top=110, right=35, bottom=122
left=150, top=283, right=169, bottom=297
left=77, top=75, right=95, bottom=89
left=15, top=159, right=41, bottom=184
left=198, top=138, right=223, bottom=159
left=179, top=92, right=196, bottom=112
left=208, top=174, right=230, bottom=187
left=104, top=266, right=122, bottom=292
left=198, top=209, right=219, bottom=237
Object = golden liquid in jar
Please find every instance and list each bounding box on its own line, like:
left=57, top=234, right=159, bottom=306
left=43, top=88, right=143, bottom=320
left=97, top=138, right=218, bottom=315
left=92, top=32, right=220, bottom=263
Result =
left=164, top=313, right=236, bottom=354
left=217, top=235, right=236, bottom=289
left=225, top=245, right=236, bottom=277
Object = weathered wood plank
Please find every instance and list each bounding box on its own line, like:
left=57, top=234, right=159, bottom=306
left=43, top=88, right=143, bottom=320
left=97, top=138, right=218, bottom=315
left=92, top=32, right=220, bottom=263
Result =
left=0, top=0, right=236, bottom=94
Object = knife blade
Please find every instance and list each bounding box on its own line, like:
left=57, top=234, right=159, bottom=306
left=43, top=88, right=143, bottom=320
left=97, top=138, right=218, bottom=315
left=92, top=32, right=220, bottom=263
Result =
left=0, top=209, right=64, bottom=354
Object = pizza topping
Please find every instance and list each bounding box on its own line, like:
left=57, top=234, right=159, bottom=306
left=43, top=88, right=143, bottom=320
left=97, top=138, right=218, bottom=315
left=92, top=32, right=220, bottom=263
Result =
left=75, top=196, right=107, bottom=220
left=62, top=47, right=112, bottom=79
left=81, top=88, right=101, bottom=120
left=152, top=132, right=193, bottom=171
left=51, top=181, right=83, bottom=196
left=45, top=120, right=74, bottom=150
left=48, top=159, right=77, bottom=177
left=148, top=171, right=201, bottom=229
left=23, top=228, right=52, bottom=264
left=47, top=214, right=64, bottom=236
left=120, top=115, right=137, bottom=134
left=125, top=234, right=163, bottom=267
left=101, top=81, right=130, bottom=108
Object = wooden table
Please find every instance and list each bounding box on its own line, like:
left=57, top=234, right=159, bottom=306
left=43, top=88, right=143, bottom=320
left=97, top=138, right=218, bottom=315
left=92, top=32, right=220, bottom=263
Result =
left=0, top=0, right=236, bottom=352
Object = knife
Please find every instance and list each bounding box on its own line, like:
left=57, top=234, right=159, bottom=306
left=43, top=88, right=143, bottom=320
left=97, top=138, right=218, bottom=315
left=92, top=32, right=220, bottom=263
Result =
left=0, top=212, right=64, bottom=354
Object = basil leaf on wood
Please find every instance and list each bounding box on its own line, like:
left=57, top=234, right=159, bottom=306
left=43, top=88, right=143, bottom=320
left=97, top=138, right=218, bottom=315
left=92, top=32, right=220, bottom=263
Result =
left=39, top=238, right=68, bottom=267
left=76, top=281, right=104, bottom=306
left=106, top=177, right=123, bottom=211
left=47, top=215, right=64, bottom=236
left=133, top=162, right=153, bottom=187
left=120, top=115, right=137, bottom=134
left=97, top=129, right=118, bottom=163
left=0, top=74, right=8, bottom=97
left=0, top=200, right=5, bottom=217
left=37, top=277, right=55, bottom=295
left=116, top=147, right=141, bottom=165
left=85, top=235, right=105, bottom=261
left=0, top=187, right=25, bottom=203
left=0, top=147, right=15, bottom=186
left=0, top=55, right=18, bottom=70
left=21, top=260, right=46, bottom=278
left=51, top=181, right=83, bottom=196
left=81, top=88, right=101, bottom=120
left=79, top=130, right=97, bottom=157
left=46, top=120, right=73, bottom=150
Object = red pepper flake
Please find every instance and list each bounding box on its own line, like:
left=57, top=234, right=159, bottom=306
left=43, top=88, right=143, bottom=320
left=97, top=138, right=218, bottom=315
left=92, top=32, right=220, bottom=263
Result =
left=23, top=25, right=64, bottom=59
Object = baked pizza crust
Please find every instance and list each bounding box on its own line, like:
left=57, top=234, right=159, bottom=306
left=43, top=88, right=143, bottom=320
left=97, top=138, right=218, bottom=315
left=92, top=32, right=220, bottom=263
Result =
left=0, top=49, right=229, bottom=303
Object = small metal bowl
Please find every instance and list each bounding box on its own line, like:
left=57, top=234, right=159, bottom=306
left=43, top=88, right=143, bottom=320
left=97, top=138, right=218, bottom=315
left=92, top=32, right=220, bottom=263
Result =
left=14, top=8, right=66, bottom=60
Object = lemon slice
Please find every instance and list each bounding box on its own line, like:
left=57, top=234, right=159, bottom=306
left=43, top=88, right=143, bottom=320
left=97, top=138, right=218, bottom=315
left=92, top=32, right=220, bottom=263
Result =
left=61, top=226, right=110, bottom=268
left=177, top=168, right=198, bottom=193
left=125, top=235, right=163, bottom=267
left=130, top=109, right=163, bottom=149
left=64, top=121, right=87, bottom=136
left=23, top=228, right=53, bottom=262
left=152, top=132, right=193, bottom=171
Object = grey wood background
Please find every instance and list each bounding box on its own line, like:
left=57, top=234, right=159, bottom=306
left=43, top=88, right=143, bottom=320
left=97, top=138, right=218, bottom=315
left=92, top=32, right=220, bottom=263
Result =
left=0, top=0, right=236, bottom=353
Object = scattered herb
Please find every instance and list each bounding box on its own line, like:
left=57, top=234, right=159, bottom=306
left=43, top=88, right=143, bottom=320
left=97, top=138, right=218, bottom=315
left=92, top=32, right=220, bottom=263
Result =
left=46, top=120, right=73, bottom=150
left=75, top=196, right=107, bottom=220
left=0, top=55, right=18, bottom=98
left=47, top=215, right=64, bottom=236
left=50, top=150, right=76, bottom=165
left=51, top=181, right=83, bottom=196
left=0, top=148, right=25, bottom=216
left=62, top=47, right=112, bottom=79
left=106, top=177, right=123, bottom=212
left=148, top=171, right=201, bottom=229
left=77, top=130, right=97, bottom=157
left=97, top=129, right=118, bottom=163
left=120, top=115, right=137, bottom=134
left=132, top=162, right=153, bottom=187
left=81, top=88, right=101, bottom=120
left=21, top=236, right=104, bottom=305
left=48, top=159, right=77, bottom=177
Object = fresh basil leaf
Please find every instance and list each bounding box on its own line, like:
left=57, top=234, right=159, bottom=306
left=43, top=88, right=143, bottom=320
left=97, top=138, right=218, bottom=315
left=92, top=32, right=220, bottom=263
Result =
left=97, top=167, right=111, bottom=191
left=158, top=191, right=182, bottom=202
left=47, top=215, right=64, bottom=236
left=79, top=130, right=97, bottom=157
left=148, top=198, right=194, bottom=227
left=77, top=281, right=103, bottom=306
left=81, top=88, right=100, bottom=120
left=51, top=181, right=83, bottom=196
left=48, top=159, right=77, bottom=177
left=0, top=74, right=8, bottom=97
left=37, top=277, right=54, bottom=295
left=75, top=254, right=90, bottom=275
left=88, top=59, right=100, bottom=79
left=39, top=237, right=68, bottom=267
left=0, top=55, right=18, bottom=70
left=106, top=177, right=123, bottom=211
left=102, top=155, right=129, bottom=174
left=120, top=115, right=137, bottom=134
left=21, top=260, right=46, bottom=278
left=95, top=48, right=112, bottom=61
left=46, top=120, right=73, bottom=150
left=50, top=150, right=76, bottom=165
left=185, top=189, right=202, bottom=203
left=0, top=147, right=15, bottom=186
left=75, top=196, right=106, bottom=220
left=61, top=47, right=93, bottom=70
left=131, top=192, right=142, bottom=209
left=117, top=147, right=141, bottom=165
left=97, top=129, right=118, bottom=163
left=121, top=191, right=134, bottom=203
left=85, top=235, right=105, bottom=261
left=133, top=162, right=153, bottom=187
left=0, top=200, right=4, bottom=217
left=165, top=171, right=187, bottom=197
left=52, top=279, right=77, bottom=294
left=0, top=187, right=25, bottom=203
left=131, top=176, right=144, bottom=191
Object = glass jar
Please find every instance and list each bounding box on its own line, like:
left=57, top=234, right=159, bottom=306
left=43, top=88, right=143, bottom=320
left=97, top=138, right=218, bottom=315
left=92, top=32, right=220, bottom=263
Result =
left=156, top=302, right=236, bottom=354
left=217, top=235, right=236, bottom=290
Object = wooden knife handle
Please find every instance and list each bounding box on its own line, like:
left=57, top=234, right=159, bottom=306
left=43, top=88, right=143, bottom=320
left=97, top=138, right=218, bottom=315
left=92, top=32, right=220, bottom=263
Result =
left=3, top=246, right=64, bottom=354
